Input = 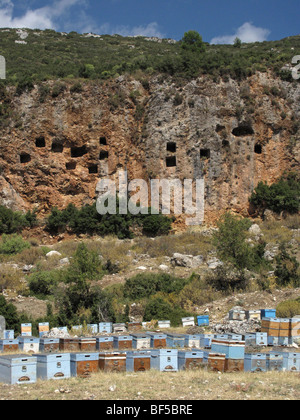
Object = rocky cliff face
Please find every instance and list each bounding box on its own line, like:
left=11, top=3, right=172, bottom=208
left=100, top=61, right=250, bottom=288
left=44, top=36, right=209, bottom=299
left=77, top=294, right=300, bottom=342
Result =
left=0, top=71, right=299, bottom=224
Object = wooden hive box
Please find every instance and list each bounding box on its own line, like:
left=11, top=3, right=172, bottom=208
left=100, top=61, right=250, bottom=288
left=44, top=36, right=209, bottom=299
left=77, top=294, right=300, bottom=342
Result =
left=70, top=353, right=99, bottom=378
left=39, top=338, right=60, bottom=353
left=0, top=339, right=19, bottom=353
left=126, top=351, right=151, bottom=372
left=96, top=336, right=114, bottom=351
left=203, top=352, right=226, bottom=373
left=178, top=350, right=204, bottom=370
left=98, top=352, right=126, bottom=372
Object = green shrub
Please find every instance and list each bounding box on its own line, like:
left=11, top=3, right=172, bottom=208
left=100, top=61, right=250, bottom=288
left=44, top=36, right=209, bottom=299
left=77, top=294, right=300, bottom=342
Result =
left=0, top=234, right=30, bottom=255
left=141, top=213, right=173, bottom=236
left=274, top=243, right=300, bottom=287
left=124, top=273, right=190, bottom=301
left=28, top=270, right=60, bottom=297
left=0, top=206, right=29, bottom=234
left=213, top=212, right=265, bottom=271
left=250, top=172, right=300, bottom=214
left=276, top=299, right=300, bottom=318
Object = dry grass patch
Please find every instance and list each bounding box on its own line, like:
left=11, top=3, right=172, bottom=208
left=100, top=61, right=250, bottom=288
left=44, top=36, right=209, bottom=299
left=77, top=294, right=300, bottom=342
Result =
left=0, top=369, right=299, bottom=400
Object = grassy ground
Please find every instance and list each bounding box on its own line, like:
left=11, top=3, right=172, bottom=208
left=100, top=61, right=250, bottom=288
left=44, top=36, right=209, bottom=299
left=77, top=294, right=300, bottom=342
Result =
left=0, top=369, right=299, bottom=400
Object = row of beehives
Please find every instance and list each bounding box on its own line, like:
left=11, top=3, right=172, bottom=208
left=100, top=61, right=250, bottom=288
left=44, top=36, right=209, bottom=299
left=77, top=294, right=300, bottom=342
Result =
left=0, top=344, right=299, bottom=385
left=1, top=331, right=299, bottom=355
left=7, top=317, right=210, bottom=339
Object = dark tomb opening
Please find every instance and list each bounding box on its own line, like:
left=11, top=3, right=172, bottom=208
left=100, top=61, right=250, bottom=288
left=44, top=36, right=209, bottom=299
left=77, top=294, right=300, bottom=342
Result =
left=71, top=145, right=87, bottom=158
left=166, top=142, right=177, bottom=153
left=99, top=150, right=109, bottom=160
left=100, top=137, right=107, bottom=146
left=166, top=156, right=177, bottom=167
left=254, top=143, right=262, bottom=154
left=200, top=149, right=211, bottom=159
left=35, top=136, right=46, bottom=148
left=20, top=153, right=31, bottom=164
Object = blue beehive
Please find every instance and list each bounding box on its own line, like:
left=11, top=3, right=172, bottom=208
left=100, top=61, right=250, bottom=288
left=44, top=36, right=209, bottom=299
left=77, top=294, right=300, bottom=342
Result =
left=178, top=350, right=204, bottom=370
left=211, top=339, right=245, bottom=360
left=244, top=333, right=267, bottom=346
left=151, top=349, right=178, bottom=372
left=199, top=334, right=213, bottom=348
left=267, top=352, right=284, bottom=371
left=166, top=333, right=185, bottom=349
left=214, top=334, right=229, bottom=340
left=146, top=332, right=167, bottom=349
left=0, top=354, right=37, bottom=384
left=261, top=309, right=276, bottom=318
left=37, top=353, right=71, bottom=380
left=184, top=335, right=201, bottom=348
left=18, top=336, right=40, bottom=353
left=244, top=353, right=267, bottom=372
left=99, top=322, right=113, bottom=334
left=96, top=336, right=114, bottom=351
left=282, top=352, right=300, bottom=372
left=39, top=338, right=60, bottom=353
left=126, top=351, right=151, bottom=372
left=268, top=336, right=280, bottom=346
left=227, top=334, right=243, bottom=341
left=113, top=335, right=133, bottom=350
left=197, top=315, right=209, bottom=326
left=0, top=339, right=19, bottom=352
left=4, top=330, right=14, bottom=339
left=278, top=337, right=292, bottom=346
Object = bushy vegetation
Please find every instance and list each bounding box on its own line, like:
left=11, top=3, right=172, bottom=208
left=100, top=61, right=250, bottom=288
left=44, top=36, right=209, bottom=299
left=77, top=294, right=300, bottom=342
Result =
left=250, top=172, right=300, bottom=215
left=46, top=203, right=173, bottom=238
left=0, top=206, right=37, bottom=234
left=123, top=272, right=191, bottom=300
left=0, top=234, right=30, bottom=255
left=213, top=212, right=267, bottom=272
left=0, top=29, right=299, bottom=86
left=276, top=298, right=300, bottom=318
left=274, top=243, right=300, bottom=287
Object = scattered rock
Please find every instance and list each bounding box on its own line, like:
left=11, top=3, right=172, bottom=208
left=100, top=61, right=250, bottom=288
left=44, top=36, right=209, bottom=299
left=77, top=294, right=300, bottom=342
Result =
left=46, top=251, right=62, bottom=258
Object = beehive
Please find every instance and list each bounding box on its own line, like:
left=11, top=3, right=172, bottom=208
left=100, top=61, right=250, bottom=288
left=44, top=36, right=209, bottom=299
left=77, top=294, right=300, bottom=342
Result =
left=77, top=337, right=97, bottom=352
left=98, top=352, right=126, bottom=372
left=184, top=335, right=201, bottom=349
left=18, top=336, right=39, bottom=354
left=113, top=323, right=127, bottom=333
left=227, top=334, right=243, bottom=341
left=282, top=352, right=300, bottom=372
left=224, top=358, right=244, bottom=373
left=178, top=351, right=204, bottom=370
left=244, top=332, right=267, bottom=346
left=96, top=336, right=114, bottom=351
left=211, top=339, right=245, bottom=360
left=279, top=318, right=291, bottom=337
left=4, top=330, right=14, bottom=340
left=87, top=324, right=98, bottom=334
left=146, top=332, right=167, bottom=349
left=181, top=317, right=195, bottom=327
left=20, top=323, right=32, bottom=337
left=244, top=353, right=267, bottom=372
left=166, top=333, right=185, bottom=349
left=0, top=355, right=37, bottom=384
left=229, top=309, right=246, bottom=321
left=245, top=310, right=261, bottom=321
left=113, top=335, right=133, bottom=351
left=203, top=352, right=226, bottom=373
left=151, top=349, right=178, bottom=372
left=126, top=351, right=151, bottom=372
left=59, top=338, right=80, bottom=352
left=261, top=309, right=276, bottom=319
left=38, top=322, right=49, bottom=338
left=99, top=322, right=113, bottom=334
left=197, top=315, right=209, bottom=326
left=0, top=339, right=19, bottom=353
left=37, top=353, right=71, bottom=380
left=39, top=338, right=60, bottom=353
left=70, top=353, right=99, bottom=378
left=130, top=333, right=151, bottom=350
left=127, top=322, right=143, bottom=333
left=267, top=352, right=284, bottom=371
left=290, top=318, right=300, bottom=337
left=199, top=334, right=214, bottom=348
left=157, top=320, right=171, bottom=329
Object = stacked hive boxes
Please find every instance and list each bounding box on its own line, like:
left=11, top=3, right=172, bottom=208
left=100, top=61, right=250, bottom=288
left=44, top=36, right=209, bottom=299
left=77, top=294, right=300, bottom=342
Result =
left=261, top=317, right=300, bottom=344
left=211, top=338, right=245, bottom=372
